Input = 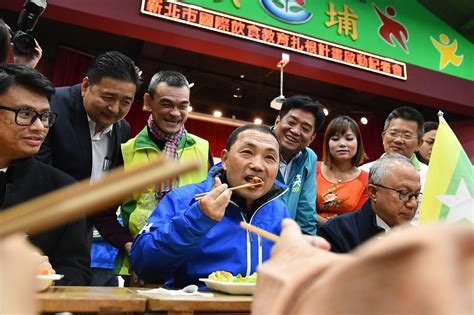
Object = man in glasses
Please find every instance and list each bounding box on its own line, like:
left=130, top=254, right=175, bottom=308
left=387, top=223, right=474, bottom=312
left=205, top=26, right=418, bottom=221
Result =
left=318, top=153, right=421, bottom=253
left=0, top=63, right=91, bottom=285
left=360, top=106, right=427, bottom=224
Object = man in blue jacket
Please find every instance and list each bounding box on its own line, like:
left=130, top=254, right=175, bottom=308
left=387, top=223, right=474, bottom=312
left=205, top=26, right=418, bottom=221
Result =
left=130, top=124, right=290, bottom=288
left=273, top=95, right=326, bottom=235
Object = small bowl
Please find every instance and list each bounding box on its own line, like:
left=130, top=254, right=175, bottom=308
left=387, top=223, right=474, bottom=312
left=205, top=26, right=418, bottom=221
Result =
left=36, top=274, right=64, bottom=291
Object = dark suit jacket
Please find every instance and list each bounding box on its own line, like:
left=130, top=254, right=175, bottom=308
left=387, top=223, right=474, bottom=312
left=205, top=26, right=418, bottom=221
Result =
left=317, top=201, right=385, bottom=253
left=36, top=84, right=133, bottom=249
left=0, top=157, right=91, bottom=285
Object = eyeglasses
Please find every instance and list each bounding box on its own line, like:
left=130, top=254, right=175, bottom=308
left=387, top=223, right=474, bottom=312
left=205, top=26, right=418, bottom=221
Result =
left=385, top=129, right=416, bottom=141
left=0, top=104, right=57, bottom=128
left=372, top=183, right=422, bottom=202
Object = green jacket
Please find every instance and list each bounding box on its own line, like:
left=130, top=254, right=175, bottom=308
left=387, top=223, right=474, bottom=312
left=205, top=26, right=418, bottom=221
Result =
left=277, top=147, right=318, bottom=235
left=116, top=126, right=209, bottom=274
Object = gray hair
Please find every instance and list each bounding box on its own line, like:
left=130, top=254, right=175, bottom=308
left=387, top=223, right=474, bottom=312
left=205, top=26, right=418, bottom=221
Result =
left=148, top=70, right=190, bottom=97
left=368, top=153, right=416, bottom=185
left=383, top=106, right=425, bottom=138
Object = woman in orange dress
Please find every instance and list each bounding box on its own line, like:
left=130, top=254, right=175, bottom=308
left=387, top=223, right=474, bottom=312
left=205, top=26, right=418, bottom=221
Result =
left=316, top=116, right=368, bottom=225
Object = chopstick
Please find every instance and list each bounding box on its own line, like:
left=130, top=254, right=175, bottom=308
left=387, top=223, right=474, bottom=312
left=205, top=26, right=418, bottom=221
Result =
left=0, top=158, right=200, bottom=238
left=194, top=181, right=264, bottom=199
left=240, top=221, right=280, bottom=243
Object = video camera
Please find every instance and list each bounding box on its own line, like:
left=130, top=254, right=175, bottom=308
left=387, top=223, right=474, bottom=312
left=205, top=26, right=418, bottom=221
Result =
left=11, top=0, right=47, bottom=56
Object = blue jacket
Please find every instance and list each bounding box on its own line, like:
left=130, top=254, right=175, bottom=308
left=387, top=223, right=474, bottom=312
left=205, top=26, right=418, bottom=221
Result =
left=277, top=147, right=318, bottom=235
left=130, top=166, right=290, bottom=288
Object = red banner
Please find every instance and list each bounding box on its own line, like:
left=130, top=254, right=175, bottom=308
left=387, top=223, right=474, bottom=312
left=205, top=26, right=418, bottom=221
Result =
left=141, top=0, right=407, bottom=80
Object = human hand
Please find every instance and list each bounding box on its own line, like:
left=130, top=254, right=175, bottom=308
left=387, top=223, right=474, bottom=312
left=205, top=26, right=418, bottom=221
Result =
left=124, top=242, right=132, bottom=254
left=12, top=38, right=42, bottom=69
left=317, top=214, right=328, bottom=225
left=198, top=177, right=232, bottom=221
left=0, top=235, right=43, bottom=314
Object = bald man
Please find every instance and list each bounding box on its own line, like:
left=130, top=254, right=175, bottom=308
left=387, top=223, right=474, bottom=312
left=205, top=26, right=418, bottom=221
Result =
left=318, top=153, right=421, bottom=253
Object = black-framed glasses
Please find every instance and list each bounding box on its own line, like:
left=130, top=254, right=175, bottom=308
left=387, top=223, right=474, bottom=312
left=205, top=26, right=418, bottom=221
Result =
left=0, top=104, right=57, bottom=128
left=372, top=183, right=422, bottom=202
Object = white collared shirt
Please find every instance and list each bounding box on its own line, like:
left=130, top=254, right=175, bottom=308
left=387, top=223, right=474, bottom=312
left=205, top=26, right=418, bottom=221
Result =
left=279, top=151, right=302, bottom=184
left=88, top=117, right=113, bottom=182
left=375, top=214, right=391, bottom=233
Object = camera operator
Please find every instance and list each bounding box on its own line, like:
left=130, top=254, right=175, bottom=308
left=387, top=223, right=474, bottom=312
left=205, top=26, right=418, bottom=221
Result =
left=0, top=17, right=42, bottom=68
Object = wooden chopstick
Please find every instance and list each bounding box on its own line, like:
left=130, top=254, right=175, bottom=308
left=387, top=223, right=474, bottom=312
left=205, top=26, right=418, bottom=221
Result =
left=195, top=181, right=264, bottom=199
left=0, top=158, right=200, bottom=238
left=240, top=221, right=280, bottom=243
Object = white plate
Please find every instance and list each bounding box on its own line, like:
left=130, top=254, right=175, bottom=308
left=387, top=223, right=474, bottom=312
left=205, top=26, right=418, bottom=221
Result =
left=36, top=274, right=64, bottom=291
left=199, top=278, right=255, bottom=295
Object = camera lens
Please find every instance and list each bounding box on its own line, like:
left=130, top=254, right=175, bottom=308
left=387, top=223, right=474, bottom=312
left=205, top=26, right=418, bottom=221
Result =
left=12, top=31, right=36, bottom=56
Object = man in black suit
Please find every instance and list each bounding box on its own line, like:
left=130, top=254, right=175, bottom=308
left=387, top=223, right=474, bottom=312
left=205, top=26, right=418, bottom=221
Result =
left=0, top=63, right=91, bottom=285
left=318, top=153, right=421, bottom=253
left=37, top=51, right=142, bottom=286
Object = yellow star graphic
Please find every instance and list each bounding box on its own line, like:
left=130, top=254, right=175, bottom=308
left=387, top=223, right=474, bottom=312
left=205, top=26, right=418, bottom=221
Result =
left=430, top=34, right=464, bottom=70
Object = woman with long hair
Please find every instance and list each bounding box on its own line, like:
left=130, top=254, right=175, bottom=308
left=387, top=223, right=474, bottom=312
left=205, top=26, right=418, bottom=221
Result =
left=316, top=116, right=368, bottom=225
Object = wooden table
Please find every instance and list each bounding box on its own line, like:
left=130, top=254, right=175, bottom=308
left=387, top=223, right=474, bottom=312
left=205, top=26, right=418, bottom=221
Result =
left=141, top=290, right=252, bottom=315
left=37, top=286, right=147, bottom=313
left=37, top=286, right=252, bottom=314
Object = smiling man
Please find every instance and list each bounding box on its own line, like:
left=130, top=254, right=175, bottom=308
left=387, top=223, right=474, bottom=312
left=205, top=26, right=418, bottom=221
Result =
left=36, top=51, right=142, bottom=286
left=0, top=63, right=90, bottom=285
left=318, top=153, right=420, bottom=253
left=116, top=70, right=210, bottom=278
left=130, top=124, right=290, bottom=288
left=273, top=95, right=325, bottom=235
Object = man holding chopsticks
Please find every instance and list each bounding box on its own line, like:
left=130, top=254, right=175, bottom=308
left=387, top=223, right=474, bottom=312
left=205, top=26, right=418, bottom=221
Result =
left=130, top=124, right=291, bottom=288
left=0, top=63, right=91, bottom=285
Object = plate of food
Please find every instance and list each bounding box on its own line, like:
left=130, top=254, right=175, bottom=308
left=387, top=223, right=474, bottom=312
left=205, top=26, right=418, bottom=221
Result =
left=199, top=271, right=256, bottom=295
left=36, top=269, right=64, bottom=291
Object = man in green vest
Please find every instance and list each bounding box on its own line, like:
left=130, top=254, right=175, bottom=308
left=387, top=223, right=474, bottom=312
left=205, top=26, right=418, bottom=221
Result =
left=116, top=70, right=211, bottom=278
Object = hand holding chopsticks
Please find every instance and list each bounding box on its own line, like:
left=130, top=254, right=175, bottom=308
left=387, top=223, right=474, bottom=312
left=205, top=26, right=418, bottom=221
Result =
left=195, top=177, right=264, bottom=200
left=196, top=177, right=232, bottom=221
left=195, top=181, right=264, bottom=200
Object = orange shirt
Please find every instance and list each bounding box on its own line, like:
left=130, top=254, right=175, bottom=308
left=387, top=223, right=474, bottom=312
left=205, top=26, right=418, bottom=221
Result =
left=316, top=162, right=369, bottom=219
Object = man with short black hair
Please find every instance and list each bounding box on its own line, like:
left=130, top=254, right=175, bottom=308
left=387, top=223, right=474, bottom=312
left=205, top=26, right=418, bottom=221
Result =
left=37, top=51, right=142, bottom=286
left=273, top=95, right=325, bottom=235
left=319, top=153, right=421, bottom=253
left=130, top=124, right=290, bottom=287
left=0, top=63, right=90, bottom=285
left=360, top=106, right=427, bottom=224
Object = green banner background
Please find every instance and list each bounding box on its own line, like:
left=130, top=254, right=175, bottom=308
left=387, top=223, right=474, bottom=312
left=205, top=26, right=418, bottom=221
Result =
left=183, top=0, right=473, bottom=80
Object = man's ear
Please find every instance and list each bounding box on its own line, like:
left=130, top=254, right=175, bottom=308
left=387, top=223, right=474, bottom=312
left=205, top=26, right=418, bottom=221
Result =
left=81, top=77, right=90, bottom=97
left=368, top=184, right=377, bottom=201
left=417, top=137, right=423, bottom=150
left=309, top=130, right=317, bottom=143
left=220, top=149, right=228, bottom=170
left=274, top=115, right=281, bottom=127
left=143, top=93, right=152, bottom=112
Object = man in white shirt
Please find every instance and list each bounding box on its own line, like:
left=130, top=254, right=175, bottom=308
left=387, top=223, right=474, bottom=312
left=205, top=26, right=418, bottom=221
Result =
left=359, top=106, right=427, bottom=224
left=318, top=153, right=421, bottom=253
left=36, top=51, right=142, bottom=286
